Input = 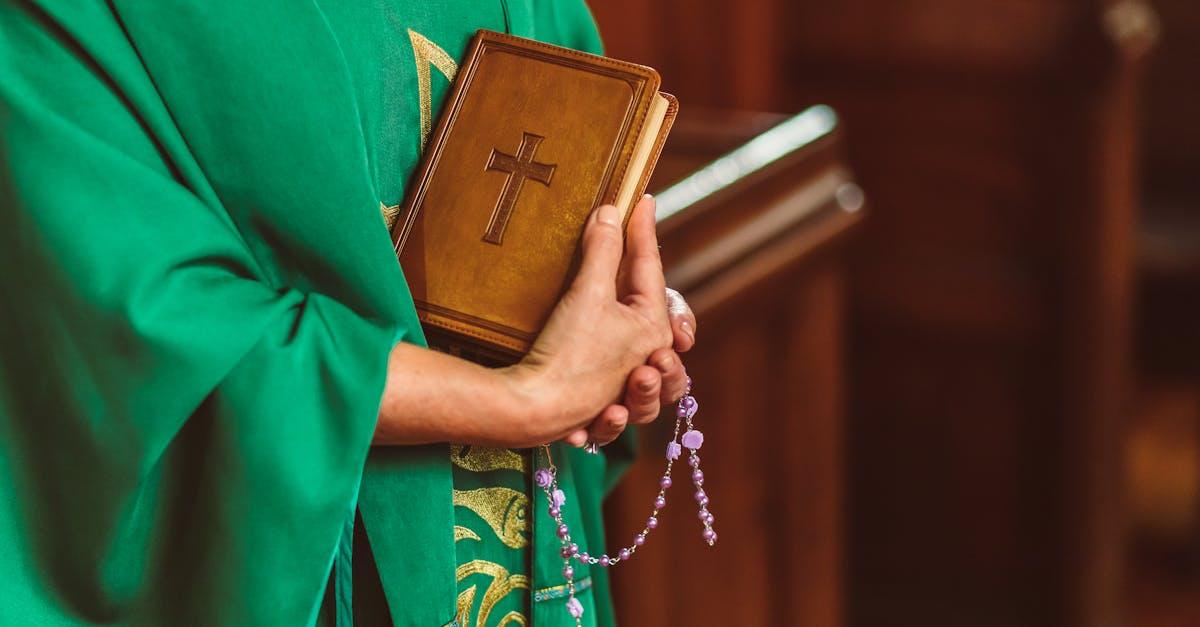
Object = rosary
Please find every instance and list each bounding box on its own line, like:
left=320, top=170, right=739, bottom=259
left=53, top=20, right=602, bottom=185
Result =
left=533, top=377, right=715, bottom=624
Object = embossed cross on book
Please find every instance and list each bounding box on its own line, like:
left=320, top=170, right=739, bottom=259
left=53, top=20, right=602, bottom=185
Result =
left=392, top=29, right=676, bottom=361
left=484, top=132, right=556, bottom=245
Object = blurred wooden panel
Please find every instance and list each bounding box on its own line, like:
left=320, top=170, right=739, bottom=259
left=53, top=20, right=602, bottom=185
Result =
left=594, top=1, right=1155, bottom=626
left=778, top=5, right=1151, bottom=626
left=1142, top=0, right=1200, bottom=200
left=591, top=0, right=781, bottom=109
left=604, top=110, right=860, bottom=626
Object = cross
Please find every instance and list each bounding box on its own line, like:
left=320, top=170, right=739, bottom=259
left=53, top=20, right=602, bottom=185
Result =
left=483, top=132, right=556, bottom=245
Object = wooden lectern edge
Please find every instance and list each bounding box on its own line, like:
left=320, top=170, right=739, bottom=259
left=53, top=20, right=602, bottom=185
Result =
left=667, top=183, right=862, bottom=318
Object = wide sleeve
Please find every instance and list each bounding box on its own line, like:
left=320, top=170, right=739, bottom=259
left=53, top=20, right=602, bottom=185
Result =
left=0, top=5, right=392, bottom=625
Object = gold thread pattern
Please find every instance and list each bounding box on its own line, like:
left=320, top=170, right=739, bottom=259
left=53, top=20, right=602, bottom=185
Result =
left=407, top=29, right=458, bottom=148
left=456, top=560, right=530, bottom=627
left=532, top=576, right=593, bottom=603
left=381, top=201, right=401, bottom=229
left=456, top=584, right=478, bottom=626
left=452, top=487, right=529, bottom=549
left=451, top=444, right=529, bottom=473
left=455, top=525, right=482, bottom=543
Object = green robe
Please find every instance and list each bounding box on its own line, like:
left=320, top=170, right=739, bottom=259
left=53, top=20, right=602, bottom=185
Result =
left=0, top=2, right=631, bottom=625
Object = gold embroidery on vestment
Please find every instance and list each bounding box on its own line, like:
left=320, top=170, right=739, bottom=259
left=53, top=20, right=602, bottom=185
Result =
left=496, top=610, right=527, bottom=626
left=450, top=444, right=528, bottom=473
left=456, top=584, right=478, bottom=626
left=381, top=201, right=401, bottom=229
left=456, top=560, right=530, bottom=627
left=452, top=487, right=529, bottom=549
left=454, top=525, right=482, bottom=543
left=407, top=29, right=458, bottom=148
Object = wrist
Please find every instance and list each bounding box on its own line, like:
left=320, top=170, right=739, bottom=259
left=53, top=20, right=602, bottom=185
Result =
left=499, top=362, right=569, bottom=445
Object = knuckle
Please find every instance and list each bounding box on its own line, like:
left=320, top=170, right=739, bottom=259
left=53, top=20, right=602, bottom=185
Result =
left=582, top=230, right=612, bottom=255
left=589, top=219, right=621, bottom=242
left=580, top=281, right=607, bottom=301
left=656, top=325, right=673, bottom=347
left=636, top=405, right=662, bottom=425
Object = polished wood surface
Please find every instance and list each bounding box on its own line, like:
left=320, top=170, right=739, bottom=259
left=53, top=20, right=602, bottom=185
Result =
left=604, top=109, right=861, bottom=626
left=778, top=6, right=1152, bottom=626
left=592, top=2, right=1156, bottom=626
left=1126, top=1, right=1200, bottom=624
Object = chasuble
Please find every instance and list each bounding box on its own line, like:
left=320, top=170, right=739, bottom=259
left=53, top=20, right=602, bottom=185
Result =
left=0, top=2, right=632, bottom=625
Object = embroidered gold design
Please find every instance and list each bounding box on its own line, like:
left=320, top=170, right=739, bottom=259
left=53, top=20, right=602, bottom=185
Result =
left=456, top=560, right=530, bottom=627
left=455, top=525, right=482, bottom=543
left=407, top=29, right=458, bottom=147
left=456, top=584, right=478, bottom=626
left=452, top=487, right=529, bottom=549
left=381, top=201, right=401, bottom=229
left=532, top=576, right=593, bottom=603
left=496, top=611, right=527, bottom=626
left=450, top=445, right=528, bottom=473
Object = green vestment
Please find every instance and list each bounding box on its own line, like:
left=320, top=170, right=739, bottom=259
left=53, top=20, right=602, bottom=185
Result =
left=0, top=2, right=632, bottom=625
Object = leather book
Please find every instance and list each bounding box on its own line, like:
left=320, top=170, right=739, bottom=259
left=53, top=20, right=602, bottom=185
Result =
left=392, top=29, right=677, bottom=364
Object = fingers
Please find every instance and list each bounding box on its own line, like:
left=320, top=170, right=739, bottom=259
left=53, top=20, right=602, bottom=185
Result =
left=650, top=347, right=688, bottom=403
left=571, top=204, right=624, bottom=301
left=587, top=404, right=630, bottom=446
left=622, top=195, right=666, bottom=310
left=623, top=364, right=663, bottom=425
left=563, top=427, right=589, bottom=448
left=665, top=287, right=697, bottom=352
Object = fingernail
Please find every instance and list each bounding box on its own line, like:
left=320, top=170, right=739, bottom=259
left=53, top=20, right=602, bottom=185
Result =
left=642, top=193, right=654, bottom=202
left=597, top=204, right=619, bottom=225
left=680, top=320, right=695, bottom=341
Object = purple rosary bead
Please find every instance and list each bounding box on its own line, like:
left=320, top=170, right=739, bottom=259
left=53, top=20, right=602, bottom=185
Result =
left=536, top=377, right=716, bottom=624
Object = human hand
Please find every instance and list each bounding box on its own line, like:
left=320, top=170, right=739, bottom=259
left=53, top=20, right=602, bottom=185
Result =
left=505, top=196, right=673, bottom=445
left=374, top=197, right=695, bottom=449
left=562, top=196, right=699, bottom=447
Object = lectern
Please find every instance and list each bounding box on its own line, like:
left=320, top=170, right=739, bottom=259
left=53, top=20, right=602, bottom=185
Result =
left=605, top=106, right=863, bottom=626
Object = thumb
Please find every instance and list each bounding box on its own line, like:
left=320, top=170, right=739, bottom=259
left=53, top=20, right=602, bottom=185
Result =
left=571, top=204, right=624, bottom=300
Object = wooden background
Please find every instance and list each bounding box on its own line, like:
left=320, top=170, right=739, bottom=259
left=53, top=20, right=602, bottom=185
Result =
left=589, top=0, right=1196, bottom=625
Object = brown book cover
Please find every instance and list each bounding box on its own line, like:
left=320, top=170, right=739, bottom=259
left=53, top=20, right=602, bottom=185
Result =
left=392, top=30, right=677, bottom=363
